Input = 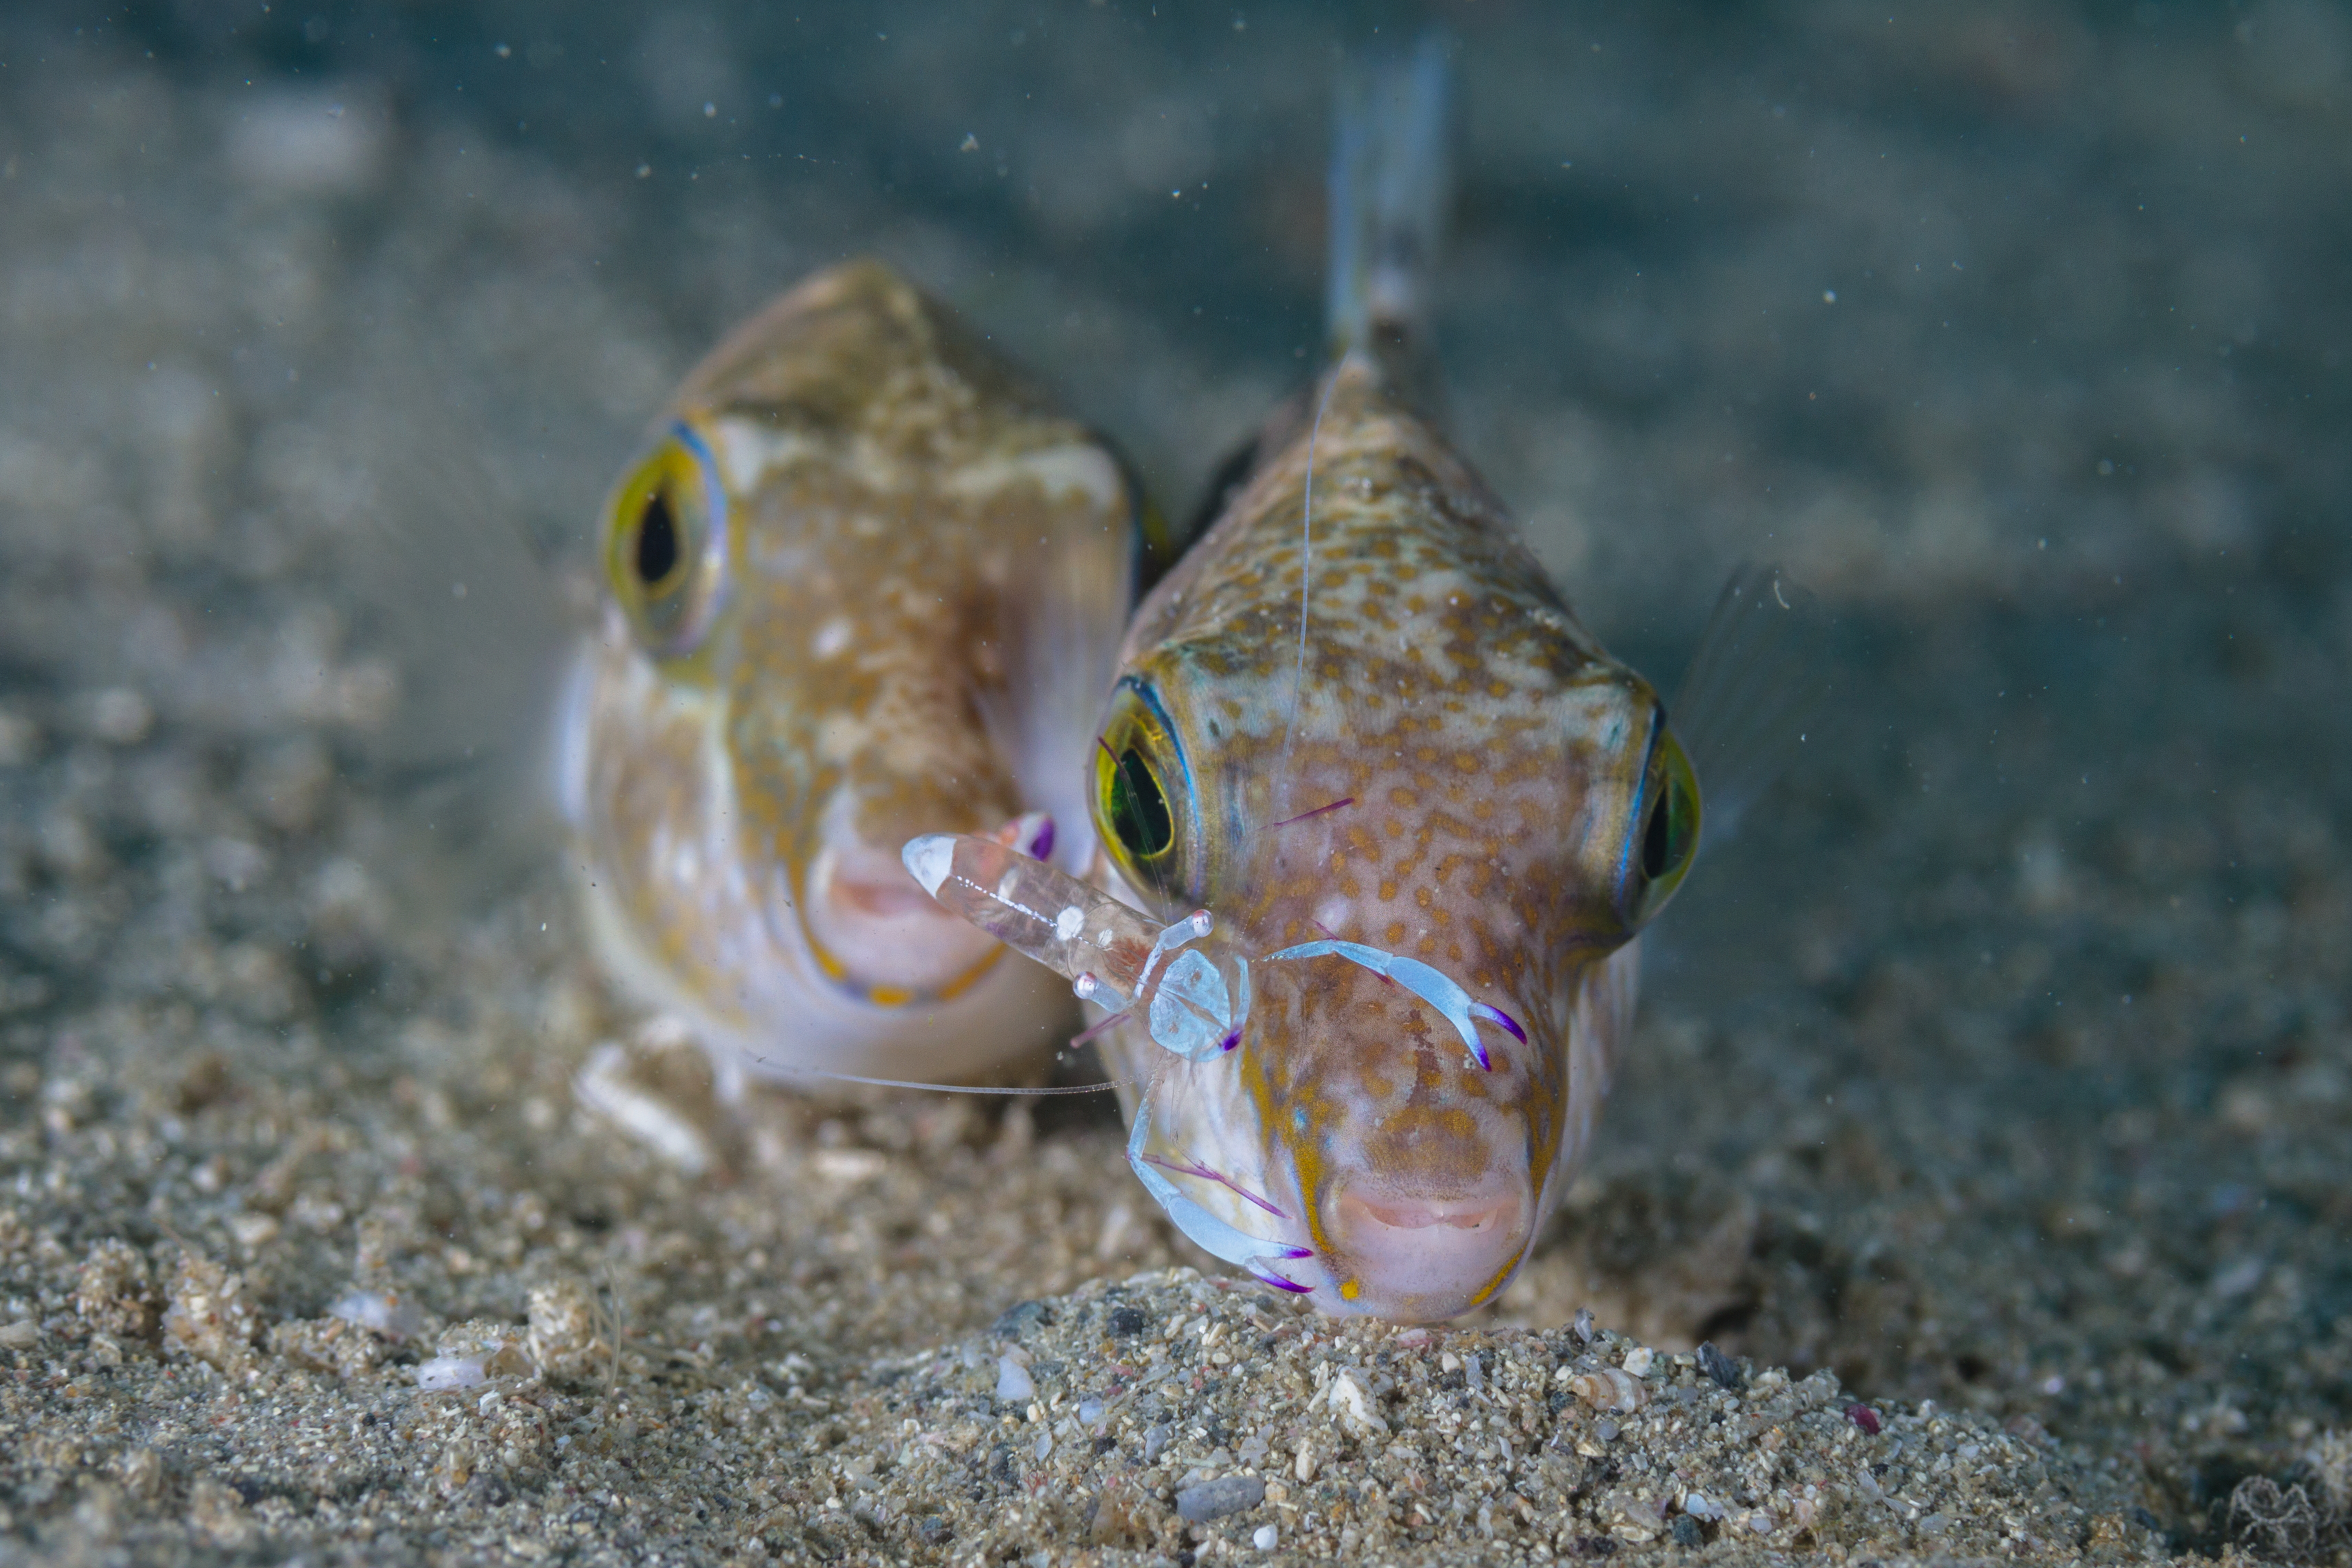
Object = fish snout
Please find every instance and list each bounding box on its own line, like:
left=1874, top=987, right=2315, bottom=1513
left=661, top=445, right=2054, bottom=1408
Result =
left=799, top=838, right=1002, bottom=1000
left=1323, top=1174, right=1533, bottom=1321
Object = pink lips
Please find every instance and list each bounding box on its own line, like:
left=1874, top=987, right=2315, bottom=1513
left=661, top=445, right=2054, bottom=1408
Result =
left=825, top=874, right=942, bottom=920
left=800, top=839, right=1000, bottom=993
left=1326, top=1181, right=1532, bottom=1320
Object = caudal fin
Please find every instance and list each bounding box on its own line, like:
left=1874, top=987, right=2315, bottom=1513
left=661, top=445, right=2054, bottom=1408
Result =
left=1326, top=32, right=1454, bottom=410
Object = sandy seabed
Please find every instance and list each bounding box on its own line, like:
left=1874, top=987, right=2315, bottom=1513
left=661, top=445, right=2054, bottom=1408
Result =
left=0, top=5, right=2348, bottom=1564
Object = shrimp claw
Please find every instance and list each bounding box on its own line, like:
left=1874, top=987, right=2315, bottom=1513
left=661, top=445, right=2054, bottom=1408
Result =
left=1264, top=939, right=1507, bottom=1070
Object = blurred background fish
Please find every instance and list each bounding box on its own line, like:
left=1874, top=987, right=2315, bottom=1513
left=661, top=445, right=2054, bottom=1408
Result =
left=556, top=259, right=1149, bottom=1094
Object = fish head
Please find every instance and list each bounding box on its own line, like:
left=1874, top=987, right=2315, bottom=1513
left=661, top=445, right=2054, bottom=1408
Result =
left=568, top=260, right=1132, bottom=1072
left=1094, top=378, right=1698, bottom=1318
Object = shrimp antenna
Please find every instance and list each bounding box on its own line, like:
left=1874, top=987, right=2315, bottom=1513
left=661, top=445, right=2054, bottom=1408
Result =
left=1272, top=373, right=1340, bottom=811
left=738, top=1011, right=1133, bottom=1100
left=745, top=1058, right=1134, bottom=1098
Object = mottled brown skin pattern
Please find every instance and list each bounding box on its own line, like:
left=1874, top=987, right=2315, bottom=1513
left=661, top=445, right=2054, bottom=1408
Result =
left=570, top=260, right=1132, bottom=1085
left=1102, top=357, right=1654, bottom=1318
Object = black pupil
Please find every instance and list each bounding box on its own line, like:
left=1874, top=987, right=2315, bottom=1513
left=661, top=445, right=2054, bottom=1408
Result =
left=635, top=488, right=680, bottom=585
left=1109, top=747, right=1173, bottom=858
left=1641, top=788, right=1673, bottom=880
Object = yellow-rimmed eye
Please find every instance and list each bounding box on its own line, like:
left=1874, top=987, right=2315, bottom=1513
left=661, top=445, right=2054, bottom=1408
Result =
left=604, top=421, right=726, bottom=656
left=1091, top=679, right=1195, bottom=904
left=1629, top=727, right=1700, bottom=926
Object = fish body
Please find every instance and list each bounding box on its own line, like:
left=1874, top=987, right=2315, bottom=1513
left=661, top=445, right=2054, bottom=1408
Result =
left=1085, top=353, right=1689, bottom=1320
left=559, top=259, right=1140, bottom=1088
left=907, top=42, right=1705, bottom=1321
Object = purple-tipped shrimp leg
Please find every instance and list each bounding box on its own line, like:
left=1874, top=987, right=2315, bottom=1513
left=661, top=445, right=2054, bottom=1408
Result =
left=1264, top=939, right=1522, bottom=1070
left=1127, top=1103, right=1315, bottom=1294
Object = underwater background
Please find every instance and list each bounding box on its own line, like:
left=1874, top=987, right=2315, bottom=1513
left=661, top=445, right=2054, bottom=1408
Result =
left=0, top=2, right=2346, bottom=1561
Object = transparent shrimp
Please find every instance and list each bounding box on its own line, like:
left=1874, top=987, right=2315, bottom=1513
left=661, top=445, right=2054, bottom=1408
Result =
left=905, top=830, right=1316, bottom=1287
left=903, top=827, right=1524, bottom=1297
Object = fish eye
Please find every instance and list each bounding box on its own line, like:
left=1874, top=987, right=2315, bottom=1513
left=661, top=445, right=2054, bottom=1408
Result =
left=635, top=488, right=679, bottom=586
left=1108, top=745, right=1173, bottom=857
left=1091, top=681, right=1196, bottom=903
left=1629, top=726, right=1700, bottom=925
left=604, top=421, right=726, bottom=656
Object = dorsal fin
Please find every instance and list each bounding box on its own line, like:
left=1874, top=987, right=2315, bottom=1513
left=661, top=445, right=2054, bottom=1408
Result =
left=1327, top=32, right=1454, bottom=414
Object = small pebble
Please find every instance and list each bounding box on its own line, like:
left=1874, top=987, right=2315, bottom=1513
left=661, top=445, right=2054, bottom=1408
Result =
left=995, top=1353, right=1034, bottom=1402
left=1328, top=1366, right=1387, bottom=1431
left=1696, top=1340, right=1743, bottom=1390
left=1845, top=1403, right=1882, bottom=1435
left=415, top=1355, right=487, bottom=1391
left=327, top=1288, right=424, bottom=1342
left=993, top=1299, right=1052, bottom=1339
left=1174, top=1474, right=1265, bottom=1523
left=1252, top=1524, right=1279, bottom=1550
left=1569, top=1367, right=1647, bottom=1413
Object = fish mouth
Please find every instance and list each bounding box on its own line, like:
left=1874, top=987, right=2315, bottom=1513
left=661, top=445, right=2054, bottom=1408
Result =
left=1321, top=1173, right=1533, bottom=1321
left=794, top=838, right=1005, bottom=1006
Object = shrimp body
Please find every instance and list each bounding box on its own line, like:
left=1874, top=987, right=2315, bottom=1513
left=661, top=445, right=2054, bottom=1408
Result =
left=1084, top=357, right=1683, bottom=1320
